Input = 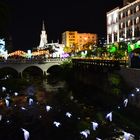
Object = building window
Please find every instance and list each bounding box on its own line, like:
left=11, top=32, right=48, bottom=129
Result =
left=128, top=9, right=131, bottom=16
left=136, top=5, right=139, bottom=12
left=121, top=23, right=123, bottom=29
left=69, top=33, right=75, bottom=35
left=120, top=12, right=123, bottom=19
left=108, top=16, right=112, bottom=25
left=136, top=17, right=139, bottom=24
left=128, top=20, right=131, bottom=27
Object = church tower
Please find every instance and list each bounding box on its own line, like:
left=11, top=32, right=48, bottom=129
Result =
left=38, top=21, right=48, bottom=49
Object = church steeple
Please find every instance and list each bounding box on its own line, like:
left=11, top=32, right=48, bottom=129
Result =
left=38, top=21, right=48, bottom=49
left=42, top=21, right=45, bottom=31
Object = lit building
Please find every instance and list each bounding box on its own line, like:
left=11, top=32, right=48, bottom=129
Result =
left=62, top=31, right=97, bottom=49
left=37, top=21, right=64, bottom=58
left=62, top=31, right=78, bottom=47
left=38, top=21, right=48, bottom=49
left=107, top=0, right=140, bottom=44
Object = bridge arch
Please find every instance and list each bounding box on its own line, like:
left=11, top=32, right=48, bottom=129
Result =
left=0, top=67, right=19, bottom=78
left=47, top=65, right=62, bottom=74
left=22, top=66, right=44, bottom=78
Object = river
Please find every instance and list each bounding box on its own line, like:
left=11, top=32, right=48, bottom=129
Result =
left=0, top=71, right=139, bottom=140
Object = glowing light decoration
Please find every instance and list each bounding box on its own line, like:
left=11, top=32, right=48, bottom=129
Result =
left=27, top=50, right=32, bottom=58
left=53, top=121, right=61, bottom=127
left=0, top=115, right=2, bottom=121
left=14, top=92, right=18, bottom=96
left=136, top=88, right=140, bottom=92
left=106, top=112, right=112, bottom=122
left=96, top=138, right=102, bottom=140
left=21, top=107, right=26, bottom=110
left=80, top=129, right=90, bottom=138
left=5, top=99, right=9, bottom=107
left=124, top=99, right=128, bottom=107
left=131, top=94, right=135, bottom=97
left=21, top=128, right=30, bottom=140
left=66, top=112, right=72, bottom=118
left=28, top=98, right=33, bottom=106
left=46, top=105, right=52, bottom=112
left=91, top=122, right=98, bottom=131
left=2, top=86, right=6, bottom=92
left=123, top=131, right=134, bottom=140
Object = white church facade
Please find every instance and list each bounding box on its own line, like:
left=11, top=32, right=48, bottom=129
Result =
left=37, top=21, right=65, bottom=58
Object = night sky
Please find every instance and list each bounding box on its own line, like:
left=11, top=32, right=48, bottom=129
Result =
left=1, top=0, right=123, bottom=51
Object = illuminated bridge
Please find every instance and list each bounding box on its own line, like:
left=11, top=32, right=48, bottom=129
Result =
left=0, top=58, right=64, bottom=77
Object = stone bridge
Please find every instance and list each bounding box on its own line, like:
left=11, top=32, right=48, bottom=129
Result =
left=0, top=59, right=63, bottom=77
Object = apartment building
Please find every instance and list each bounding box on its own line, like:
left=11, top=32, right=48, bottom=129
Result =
left=62, top=31, right=97, bottom=49
left=107, top=0, right=140, bottom=44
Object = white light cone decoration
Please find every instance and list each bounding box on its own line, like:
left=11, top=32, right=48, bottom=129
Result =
left=123, top=131, right=134, bottom=140
left=80, top=129, right=90, bottom=138
left=21, top=128, right=30, bottom=140
left=14, top=92, right=18, bottom=96
left=124, top=99, right=128, bottom=107
left=106, top=112, right=112, bottom=122
left=5, top=99, right=9, bottom=107
left=136, top=87, right=140, bottom=92
left=66, top=112, right=72, bottom=118
left=29, top=98, right=33, bottom=106
left=2, top=86, right=6, bottom=92
left=46, top=105, right=52, bottom=112
left=96, top=138, right=102, bottom=140
left=53, top=121, right=61, bottom=127
left=131, top=94, right=135, bottom=97
left=0, top=115, right=2, bottom=121
left=91, top=122, right=98, bottom=131
left=21, top=107, right=26, bottom=110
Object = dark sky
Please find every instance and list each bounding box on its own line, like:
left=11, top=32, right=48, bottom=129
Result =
left=2, top=0, right=123, bottom=51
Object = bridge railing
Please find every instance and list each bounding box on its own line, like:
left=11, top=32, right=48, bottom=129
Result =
left=0, top=58, right=64, bottom=64
left=72, top=58, right=128, bottom=69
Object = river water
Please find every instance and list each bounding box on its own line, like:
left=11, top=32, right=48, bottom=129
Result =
left=0, top=73, right=139, bottom=140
